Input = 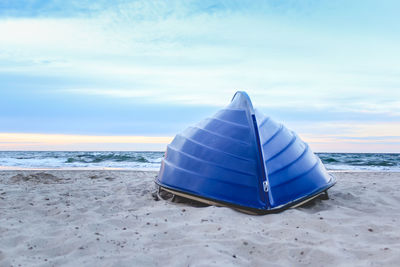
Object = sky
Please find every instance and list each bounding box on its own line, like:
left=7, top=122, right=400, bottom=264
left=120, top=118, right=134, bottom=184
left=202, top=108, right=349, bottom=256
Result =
left=0, top=0, right=399, bottom=152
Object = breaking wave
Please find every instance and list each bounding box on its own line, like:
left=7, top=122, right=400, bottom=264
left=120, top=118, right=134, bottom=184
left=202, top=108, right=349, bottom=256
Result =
left=0, top=151, right=399, bottom=171
left=317, top=153, right=400, bottom=171
left=0, top=151, right=164, bottom=170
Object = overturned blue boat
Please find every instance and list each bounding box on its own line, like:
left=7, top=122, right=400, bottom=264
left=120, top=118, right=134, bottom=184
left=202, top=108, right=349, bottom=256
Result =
left=156, top=91, right=336, bottom=214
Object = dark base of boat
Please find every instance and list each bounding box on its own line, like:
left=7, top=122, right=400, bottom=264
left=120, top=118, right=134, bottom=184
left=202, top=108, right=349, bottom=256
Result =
left=155, top=182, right=334, bottom=215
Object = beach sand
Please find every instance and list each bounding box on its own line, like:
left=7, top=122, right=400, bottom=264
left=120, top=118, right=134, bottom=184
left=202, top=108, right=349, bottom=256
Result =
left=1, top=170, right=400, bottom=267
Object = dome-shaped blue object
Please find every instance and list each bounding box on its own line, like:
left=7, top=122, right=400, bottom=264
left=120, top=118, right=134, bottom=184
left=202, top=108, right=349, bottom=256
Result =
left=156, top=91, right=336, bottom=214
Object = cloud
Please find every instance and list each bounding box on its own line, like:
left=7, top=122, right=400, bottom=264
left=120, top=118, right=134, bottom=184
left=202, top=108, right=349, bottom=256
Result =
left=0, top=0, right=399, bottom=152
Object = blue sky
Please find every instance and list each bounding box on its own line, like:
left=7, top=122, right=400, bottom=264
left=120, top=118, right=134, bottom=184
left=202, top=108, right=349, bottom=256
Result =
left=0, top=0, right=399, bottom=151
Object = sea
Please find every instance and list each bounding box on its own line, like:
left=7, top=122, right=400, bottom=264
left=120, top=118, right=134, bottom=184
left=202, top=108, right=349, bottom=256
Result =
left=0, top=151, right=399, bottom=171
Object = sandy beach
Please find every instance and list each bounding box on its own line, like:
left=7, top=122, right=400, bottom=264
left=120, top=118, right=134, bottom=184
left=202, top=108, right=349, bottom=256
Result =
left=1, top=170, right=399, bottom=267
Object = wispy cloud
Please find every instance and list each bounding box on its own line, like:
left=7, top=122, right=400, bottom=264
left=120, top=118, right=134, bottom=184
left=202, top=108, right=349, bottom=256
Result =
left=1, top=1, right=399, bottom=151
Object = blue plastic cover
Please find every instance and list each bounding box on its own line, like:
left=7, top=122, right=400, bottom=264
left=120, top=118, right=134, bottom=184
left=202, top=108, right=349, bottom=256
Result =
left=157, top=91, right=335, bottom=212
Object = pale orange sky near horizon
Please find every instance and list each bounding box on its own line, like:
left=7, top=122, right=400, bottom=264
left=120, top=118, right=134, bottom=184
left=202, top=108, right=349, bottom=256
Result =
left=1, top=132, right=399, bottom=153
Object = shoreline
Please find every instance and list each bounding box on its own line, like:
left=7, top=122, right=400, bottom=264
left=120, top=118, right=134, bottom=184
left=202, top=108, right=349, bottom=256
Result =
left=0, top=166, right=160, bottom=171
left=1, top=166, right=399, bottom=173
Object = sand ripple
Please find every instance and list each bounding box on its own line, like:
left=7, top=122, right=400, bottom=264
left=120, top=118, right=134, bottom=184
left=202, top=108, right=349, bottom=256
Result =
left=0, top=170, right=400, bottom=266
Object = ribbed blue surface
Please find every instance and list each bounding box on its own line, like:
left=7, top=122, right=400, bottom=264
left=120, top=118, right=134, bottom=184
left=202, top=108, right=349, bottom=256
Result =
left=157, top=91, right=335, bottom=211
left=254, top=110, right=333, bottom=208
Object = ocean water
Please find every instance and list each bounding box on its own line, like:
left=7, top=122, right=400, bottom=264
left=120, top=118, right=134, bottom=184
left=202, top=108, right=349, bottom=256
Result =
left=317, top=153, right=400, bottom=171
left=0, top=151, right=164, bottom=170
left=0, top=151, right=399, bottom=171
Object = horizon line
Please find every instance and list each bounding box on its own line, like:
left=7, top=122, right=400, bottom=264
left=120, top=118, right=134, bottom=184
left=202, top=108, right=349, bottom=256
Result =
left=0, top=132, right=399, bottom=153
